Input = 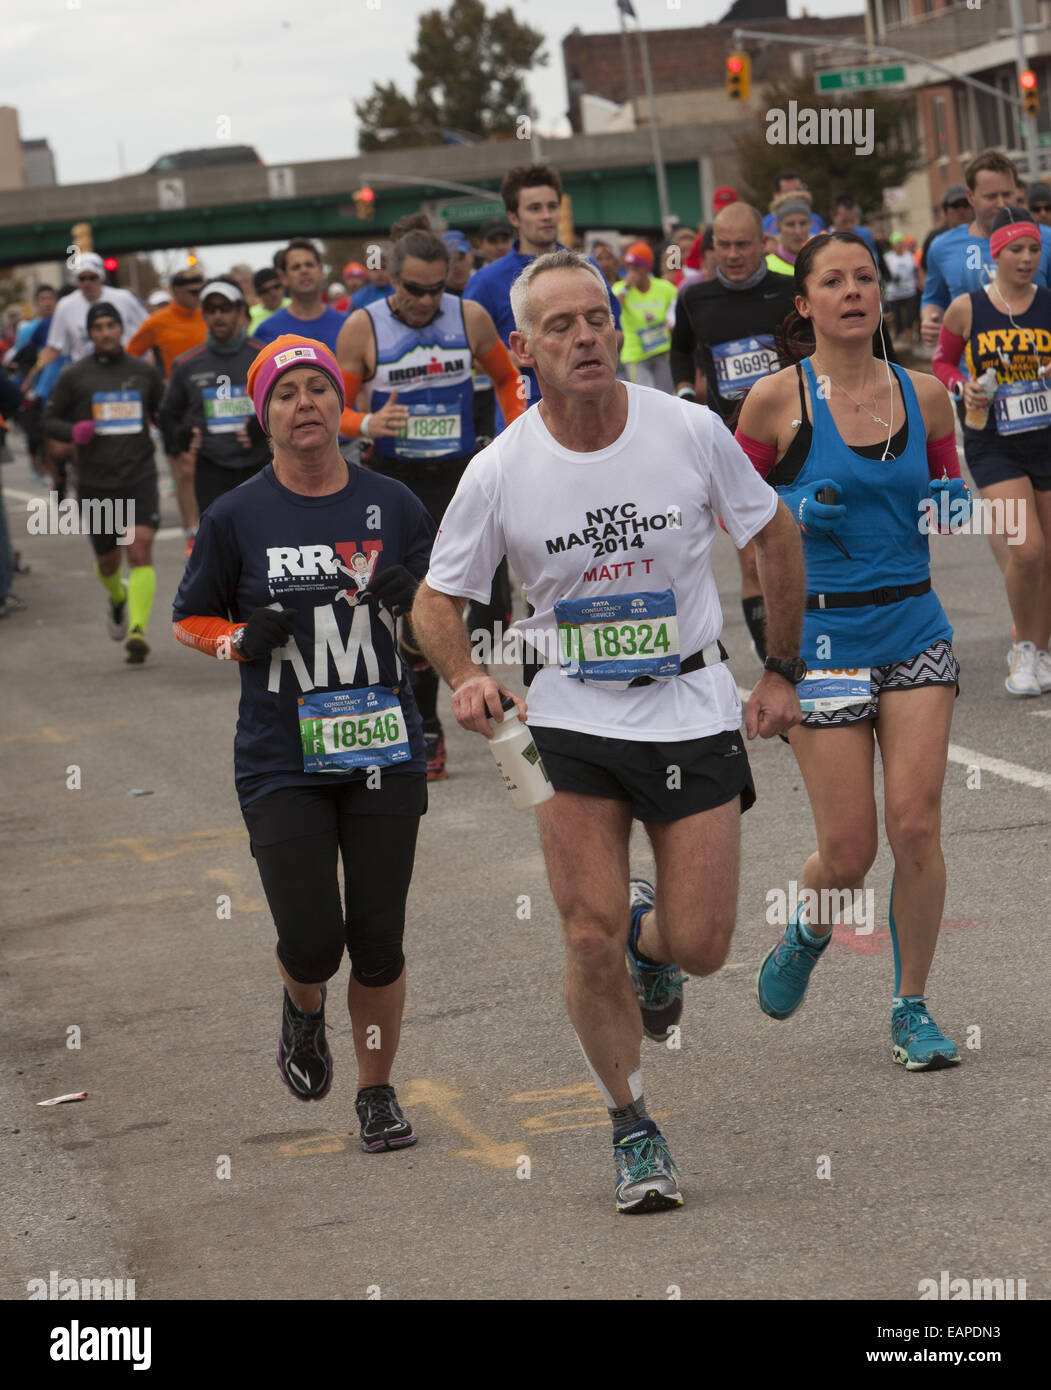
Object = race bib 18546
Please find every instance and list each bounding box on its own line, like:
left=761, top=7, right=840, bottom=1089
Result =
left=299, top=686, right=410, bottom=772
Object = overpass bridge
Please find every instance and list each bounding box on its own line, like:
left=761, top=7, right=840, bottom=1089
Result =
left=0, top=127, right=734, bottom=268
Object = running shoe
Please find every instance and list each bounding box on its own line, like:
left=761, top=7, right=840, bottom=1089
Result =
left=1035, top=650, right=1051, bottom=694
left=755, top=905, right=831, bottom=1019
left=124, top=627, right=149, bottom=664
left=277, top=985, right=333, bottom=1101
left=891, top=997, right=961, bottom=1071
left=107, top=590, right=128, bottom=641
left=0, top=594, right=27, bottom=618
left=626, top=877, right=687, bottom=1042
left=613, top=1121, right=684, bottom=1214
left=1006, top=642, right=1041, bottom=696
left=424, top=726, right=446, bottom=781
left=355, top=1084, right=417, bottom=1152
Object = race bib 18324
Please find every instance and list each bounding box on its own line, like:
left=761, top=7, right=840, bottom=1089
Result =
left=554, top=591, right=680, bottom=683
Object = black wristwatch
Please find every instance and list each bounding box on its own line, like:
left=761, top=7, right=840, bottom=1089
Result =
left=231, top=625, right=248, bottom=657
left=764, top=655, right=808, bottom=684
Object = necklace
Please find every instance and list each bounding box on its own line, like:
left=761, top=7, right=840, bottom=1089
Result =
left=811, top=358, right=889, bottom=427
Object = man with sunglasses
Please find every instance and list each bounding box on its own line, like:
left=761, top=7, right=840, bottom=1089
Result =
left=1028, top=182, right=1051, bottom=229
left=160, top=280, right=269, bottom=516
left=336, top=220, right=525, bottom=780
left=252, top=238, right=346, bottom=351
left=127, top=267, right=206, bottom=376
left=249, top=269, right=290, bottom=333
left=919, top=184, right=971, bottom=276
left=27, top=252, right=146, bottom=386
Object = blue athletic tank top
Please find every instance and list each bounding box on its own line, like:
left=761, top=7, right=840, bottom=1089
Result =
left=366, top=294, right=476, bottom=462
left=965, top=284, right=1051, bottom=436
left=787, top=357, right=952, bottom=668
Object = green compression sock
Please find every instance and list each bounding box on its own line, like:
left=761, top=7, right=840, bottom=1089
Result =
left=95, top=564, right=126, bottom=604
left=127, top=565, right=156, bottom=633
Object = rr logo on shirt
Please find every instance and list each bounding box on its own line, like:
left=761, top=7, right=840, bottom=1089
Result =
left=266, top=541, right=381, bottom=578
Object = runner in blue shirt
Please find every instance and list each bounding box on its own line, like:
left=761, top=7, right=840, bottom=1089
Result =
left=253, top=238, right=347, bottom=351
left=736, top=231, right=970, bottom=1073
left=463, top=163, right=623, bottom=425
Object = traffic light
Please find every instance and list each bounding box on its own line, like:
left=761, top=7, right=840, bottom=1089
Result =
left=354, top=187, right=375, bottom=221
left=1020, top=69, right=1039, bottom=119
left=102, top=256, right=119, bottom=274
left=726, top=52, right=751, bottom=101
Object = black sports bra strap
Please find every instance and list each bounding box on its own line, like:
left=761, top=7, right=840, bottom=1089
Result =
left=796, top=362, right=808, bottom=417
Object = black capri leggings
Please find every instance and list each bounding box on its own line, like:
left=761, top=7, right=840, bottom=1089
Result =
left=241, top=774, right=427, bottom=987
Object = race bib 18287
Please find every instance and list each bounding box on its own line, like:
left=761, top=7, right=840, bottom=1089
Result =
left=395, top=403, right=462, bottom=458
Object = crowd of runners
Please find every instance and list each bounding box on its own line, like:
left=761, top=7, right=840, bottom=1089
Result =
left=4, top=149, right=1051, bottom=1212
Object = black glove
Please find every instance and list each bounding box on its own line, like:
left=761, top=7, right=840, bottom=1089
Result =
left=365, top=565, right=418, bottom=616
left=237, top=606, right=297, bottom=660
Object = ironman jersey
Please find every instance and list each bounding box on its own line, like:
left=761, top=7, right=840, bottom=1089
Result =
left=366, top=294, right=475, bottom=462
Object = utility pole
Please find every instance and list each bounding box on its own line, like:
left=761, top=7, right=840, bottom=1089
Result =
left=635, top=22, right=672, bottom=233
left=1008, top=0, right=1040, bottom=178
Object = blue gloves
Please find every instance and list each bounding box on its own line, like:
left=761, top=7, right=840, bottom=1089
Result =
left=929, top=476, right=972, bottom=527
left=779, top=478, right=847, bottom=536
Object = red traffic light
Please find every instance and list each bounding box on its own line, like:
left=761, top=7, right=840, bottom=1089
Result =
left=358, top=186, right=375, bottom=202
left=1020, top=70, right=1037, bottom=90
left=102, top=256, right=119, bottom=273
left=727, top=57, right=743, bottom=74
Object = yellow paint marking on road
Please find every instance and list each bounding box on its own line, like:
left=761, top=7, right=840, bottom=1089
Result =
left=204, top=867, right=264, bottom=912
left=41, top=827, right=246, bottom=869
left=521, top=1108, right=673, bottom=1135
left=0, top=717, right=130, bottom=746
left=275, top=1133, right=348, bottom=1158
left=507, top=1082, right=597, bottom=1104
left=398, top=1078, right=523, bottom=1169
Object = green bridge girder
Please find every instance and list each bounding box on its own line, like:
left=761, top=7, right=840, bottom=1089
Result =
left=0, top=164, right=702, bottom=268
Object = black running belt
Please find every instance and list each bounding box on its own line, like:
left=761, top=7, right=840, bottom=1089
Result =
left=628, top=640, right=729, bottom=686
left=805, top=579, right=931, bottom=610
left=523, top=641, right=729, bottom=688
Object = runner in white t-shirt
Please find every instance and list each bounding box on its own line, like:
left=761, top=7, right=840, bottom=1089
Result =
left=412, top=251, right=806, bottom=1214
left=36, top=253, right=147, bottom=369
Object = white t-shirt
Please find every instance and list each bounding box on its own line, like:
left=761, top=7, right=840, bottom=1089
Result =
left=46, top=287, right=148, bottom=361
left=426, top=382, right=779, bottom=742
left=884, top=250, right=918, bottom=302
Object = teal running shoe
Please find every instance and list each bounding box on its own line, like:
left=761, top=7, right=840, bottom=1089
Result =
left=626, top=877, right=687, bottom=1042
left=755, top=906, right=831, bottom=1019
left=613, top=1122, right=684, bottom=1214
left=891, top=997, right=961, bottom=1071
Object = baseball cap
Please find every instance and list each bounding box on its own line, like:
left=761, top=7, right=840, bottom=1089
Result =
left=147, top=289, right=172, bottom=308
left=442, top=230, right=472, bottom=256
left=76, top=252, right=106, bottom=280
left=943, top=184, right=969, bottom=208
left=479, top=217, right=513, bottom=240
left=623, top=241, right=654, bottom=268
left=712, top=186, right=738, bottom=212
left=200, top=281, right=243, bottom=304
left=890, top=231, right=904, bottom=244
left=342, top=261, right=367, bottom=280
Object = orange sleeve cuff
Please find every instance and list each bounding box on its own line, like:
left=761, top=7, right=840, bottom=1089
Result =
left=173, top=616, right=246, bottom=661
left=340, top=408, right=369, bottom=437
left=478, top=341, right=526, bottom=425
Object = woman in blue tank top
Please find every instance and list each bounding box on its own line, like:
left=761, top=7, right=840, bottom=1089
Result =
left=736, top=232, right=969, bottom=1071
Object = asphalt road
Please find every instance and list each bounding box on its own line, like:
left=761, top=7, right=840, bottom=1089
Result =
left=1, top=432, right=1048, bottom=1304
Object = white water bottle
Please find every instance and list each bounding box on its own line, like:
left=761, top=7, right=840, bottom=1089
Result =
left=487, top=696, right=554, bottom=810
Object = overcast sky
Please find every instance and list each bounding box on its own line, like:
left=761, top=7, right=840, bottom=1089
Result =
left=4, top=0, right=861, bottom=277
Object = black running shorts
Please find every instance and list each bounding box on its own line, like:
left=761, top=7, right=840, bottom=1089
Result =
left=529, top=726, right=756, bottom=824
left=963, top=424, right=1051, bottom=492
left=76, top=476, right=161, bottom=556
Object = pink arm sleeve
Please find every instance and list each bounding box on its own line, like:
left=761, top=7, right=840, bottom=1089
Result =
left=734, top=429, right=778, bottom=479
left=927, top=433, right=962, bottom=481
left=932, top=326, right=967, bottom=392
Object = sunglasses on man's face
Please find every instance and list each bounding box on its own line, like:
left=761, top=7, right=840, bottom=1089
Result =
left=78, top=274, right=100, bottom=282
left=947, top=200, right=970, bottom=211
left=1031, top=204, right=1051, bottom=214
left=400, top=279, right=446, bottom=298
left=173, top=279, right=204, bottom=290
left=260, top=283, right=281, bottom=294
